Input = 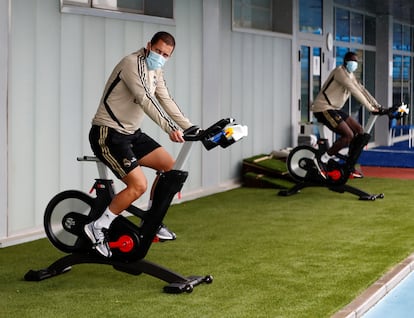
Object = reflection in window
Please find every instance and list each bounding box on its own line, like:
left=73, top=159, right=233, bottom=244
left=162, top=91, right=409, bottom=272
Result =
left=335, top=8, right=375, bottom=45
left=350, top=12, right=362, bottom=44
left=61, top=0, right=173, bottom=19
left=94, top=0, right=143, bottom=14
left=335, top=8, right=349, bottom=42
left=365, top=16, right=376, bottom=46
left=299, top=0, right=322, bottom=35
left=393, top=55, right=411, bottom=125
left=393, top=55, right=411, bottom=103
left=233, top=0, right=272, bottom=30
left=394, top=24, right=403, bottom=50
left=402, top=26, right=412, bottom=51
left=312, top=47, right=321, bottom=100
left=393, top=24, right=413, bottom=126
left=232, top=0, right=292, bottom=34
left=64, top=0, right=89, bottom=5
left=300, top=46, right=310, bottom=122
left=393, top=23, right=412, bottom=51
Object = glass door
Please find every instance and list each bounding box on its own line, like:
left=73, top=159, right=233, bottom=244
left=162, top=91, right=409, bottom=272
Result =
left=299, top=45, right=322, bottom=123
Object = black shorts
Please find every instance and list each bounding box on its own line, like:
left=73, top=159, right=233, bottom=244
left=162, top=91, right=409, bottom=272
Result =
left=89, top=125, right=161, bottom=179
left=314, top=109, right=349, bottom=130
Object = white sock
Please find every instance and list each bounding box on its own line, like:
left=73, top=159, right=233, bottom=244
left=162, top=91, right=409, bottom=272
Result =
left=94, top=207, right=118, bottom=229
left=147, top=199, right=153, bottom=209
left=321, top=152, right=334, bottom=163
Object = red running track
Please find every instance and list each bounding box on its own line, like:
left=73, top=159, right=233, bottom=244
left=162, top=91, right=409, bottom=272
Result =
left=360, top=166, right=414, bottom=180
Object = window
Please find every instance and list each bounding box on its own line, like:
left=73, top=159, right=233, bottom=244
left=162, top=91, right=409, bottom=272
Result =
left=350, top=12, right=362, bottom=44
left=61, top=0, right=174, bottom=22
left=299, top=46, right=322, bottom=122
left=393, top=24, right=414, bottom=126
left=233, top=0, right=272, bottom=30
left=364, top=16, right=376, bottom=46
left=335, top=8, right=349, bottom=42
left=393, top=55, right=412, bottom=125
left=334, top=8, right=375, bottom=45
left=232, top=0, right=292, bottom=35
left=392, top=55, right=411, bottom=105
left=393, top=23, right=412, bottom=52
left=93, top=0, right=144, bottom=14
left=299, top=0, right=322, bottom=35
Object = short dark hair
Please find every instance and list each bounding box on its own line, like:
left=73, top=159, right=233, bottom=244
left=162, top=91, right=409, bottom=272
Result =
left=150, top=31, right=176, bottom=48
left=343, top=51, right=358, bottom=63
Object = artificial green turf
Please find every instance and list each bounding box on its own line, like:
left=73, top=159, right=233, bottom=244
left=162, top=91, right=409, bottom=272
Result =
left=2, top=177, right=414, bottom=317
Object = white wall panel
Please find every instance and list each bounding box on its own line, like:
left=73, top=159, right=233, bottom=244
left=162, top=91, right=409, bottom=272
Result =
left=80, top=17, right=106, bottom=190
left=60, top=14, right=84, bottom=191
left=173, top=0, right=203, bottom=190
left=272, top=39, right=292, bottom=150
left=0, top=0, right=9, bottom=240
left=9, top=0, right=37, bottom=233
left=33, top=0, right=61, bottom=226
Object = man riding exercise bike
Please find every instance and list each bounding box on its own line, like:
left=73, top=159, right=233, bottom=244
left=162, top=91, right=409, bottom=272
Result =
left=311, top=51, right=382, bottom=178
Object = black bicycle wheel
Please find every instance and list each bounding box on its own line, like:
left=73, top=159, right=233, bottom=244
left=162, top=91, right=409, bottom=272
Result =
left=44, top=190, right=94, bottom=253
left=287, top=145, right=318, bottom=181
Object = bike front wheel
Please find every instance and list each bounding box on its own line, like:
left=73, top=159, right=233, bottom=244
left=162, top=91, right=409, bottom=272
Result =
left=44, top=190, right=94, bottom=253
left=287, top=145, right=318, bottom=181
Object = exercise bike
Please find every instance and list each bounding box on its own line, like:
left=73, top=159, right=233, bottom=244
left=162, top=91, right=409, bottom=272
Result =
left=24, top=118, right=248, bottom=293
left=278, top=104, right=409, bottom=200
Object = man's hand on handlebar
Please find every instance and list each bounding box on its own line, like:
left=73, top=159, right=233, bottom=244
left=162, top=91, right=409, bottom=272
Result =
left=371, top=103, right=410, bottom=119
left=371, top=106, right=387, bottom=116
left=183, top=125, right=201, bottom=136
left=169, top=130, right=185, bottom=143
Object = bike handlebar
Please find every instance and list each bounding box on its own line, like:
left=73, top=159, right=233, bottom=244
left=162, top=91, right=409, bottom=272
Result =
left=183, top=118, right=235, bottom=141
left=183, top=118, right=248, bottom=150
left=372, top=103, right=409, bottom=119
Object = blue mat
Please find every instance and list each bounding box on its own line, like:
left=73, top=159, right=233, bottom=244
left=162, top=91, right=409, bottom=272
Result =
left=358, top=140, right=414, bottom=168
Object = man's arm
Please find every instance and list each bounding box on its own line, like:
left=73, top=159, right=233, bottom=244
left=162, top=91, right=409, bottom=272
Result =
left=120, top=54, right=181, bottom=133
left=154, top=70, right=193, bottom=130
left=335, top=67, right=381, bottom=112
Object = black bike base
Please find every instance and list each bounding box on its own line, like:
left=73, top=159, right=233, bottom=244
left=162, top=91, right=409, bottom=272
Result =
left=163, top=275, right=213, bottom=294
left=278, top=181, right=384, bottom=201
left=24, top=253, right=213, bottom=294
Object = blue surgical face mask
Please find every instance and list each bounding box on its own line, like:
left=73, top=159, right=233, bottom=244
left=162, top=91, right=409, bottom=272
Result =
left=346, top=61, right=358, bottom=73
left=146, top=50, right=167, bottom=70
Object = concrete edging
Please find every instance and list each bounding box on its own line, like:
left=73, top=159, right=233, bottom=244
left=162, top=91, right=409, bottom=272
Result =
left=332, top=253, right=414, bottom=318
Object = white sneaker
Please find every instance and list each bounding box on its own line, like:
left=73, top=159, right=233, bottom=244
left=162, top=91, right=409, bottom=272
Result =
left=156, top=224, right=177, bottom=241
left=84, top=222, right=112, bottom=257
left=321, top=152, right=336, bottom=163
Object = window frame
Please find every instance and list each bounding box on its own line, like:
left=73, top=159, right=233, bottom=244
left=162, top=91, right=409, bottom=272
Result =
left=231, top=0, right=293, bottom=39
left=60, top=0, right=175, bottom=25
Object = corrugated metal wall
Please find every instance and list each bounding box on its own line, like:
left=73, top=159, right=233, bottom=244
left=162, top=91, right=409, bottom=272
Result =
left=2, top=0, right=292, bottom=245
